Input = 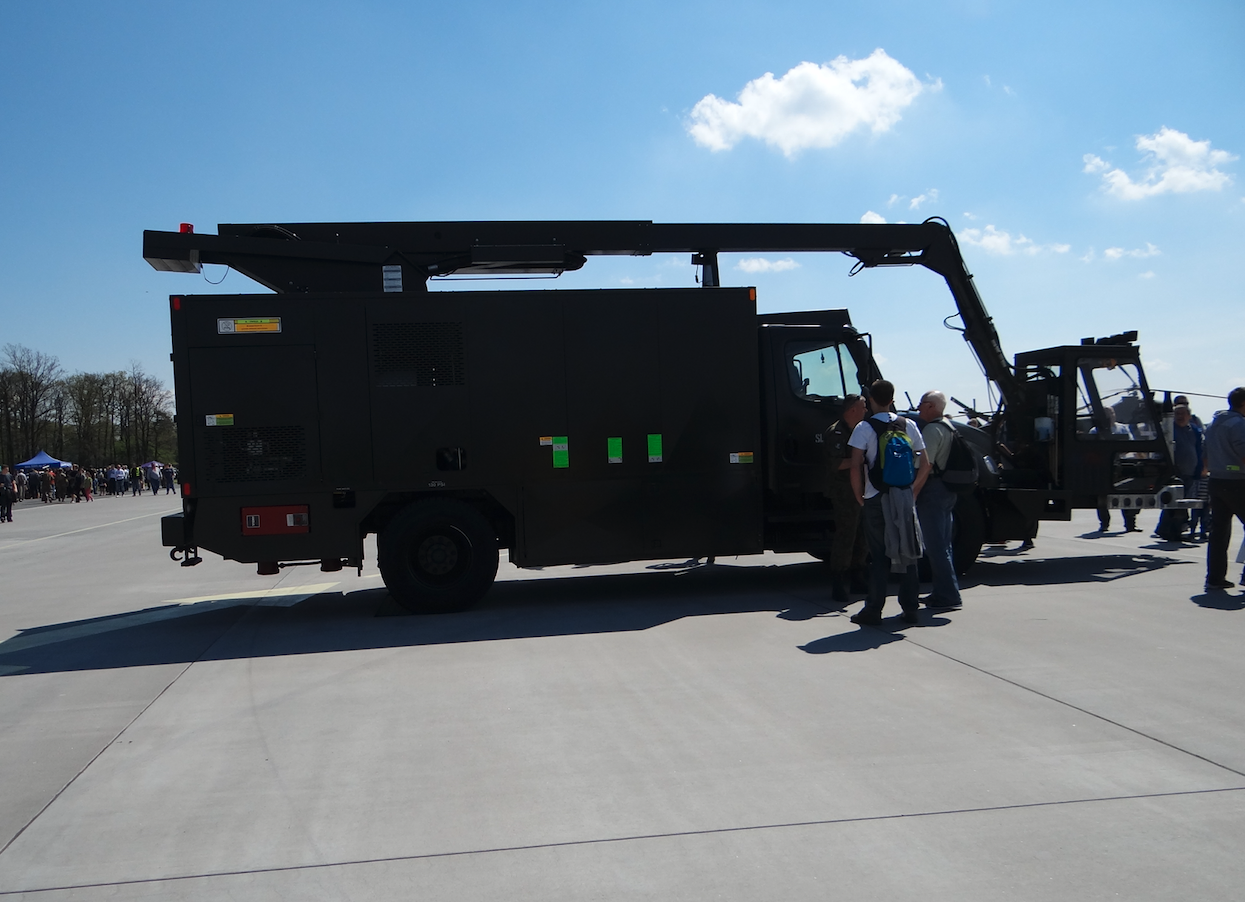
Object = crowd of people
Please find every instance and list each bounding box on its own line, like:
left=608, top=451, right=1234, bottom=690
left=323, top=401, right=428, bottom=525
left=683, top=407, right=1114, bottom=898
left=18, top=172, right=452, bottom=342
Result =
left=825, top=382, right=1245, bottom=624
left=822, top=380, right=964, bottom=625
left=0, top=463, right=177, bottom=522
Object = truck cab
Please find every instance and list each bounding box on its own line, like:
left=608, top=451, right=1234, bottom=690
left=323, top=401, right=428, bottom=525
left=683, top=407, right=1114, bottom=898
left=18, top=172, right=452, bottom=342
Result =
left=756, top=310, right=878, bottom=553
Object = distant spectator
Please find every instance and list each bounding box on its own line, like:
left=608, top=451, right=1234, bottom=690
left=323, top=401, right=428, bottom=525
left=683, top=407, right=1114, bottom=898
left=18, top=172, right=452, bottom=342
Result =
left=1155, top=404, right=1203, bottom=541
left=0, top=466, right=13, bottom=522
left=1093, top=408, right=1138, bottom=532
left=1204, top=387, right=1245, bottom=590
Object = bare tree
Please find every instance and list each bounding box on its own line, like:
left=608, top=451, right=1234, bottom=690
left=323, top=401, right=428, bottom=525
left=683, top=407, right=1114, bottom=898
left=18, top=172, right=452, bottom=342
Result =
left=3, top=345, right=63, bottom=460
left=63, top=372, right=107, bottom=464
left=0, top=350, right=176, bottom=467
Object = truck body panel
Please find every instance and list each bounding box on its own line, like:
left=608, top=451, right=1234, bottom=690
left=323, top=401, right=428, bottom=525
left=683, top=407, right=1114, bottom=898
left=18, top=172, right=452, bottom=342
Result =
left=173, top=287, right=765, bottom=570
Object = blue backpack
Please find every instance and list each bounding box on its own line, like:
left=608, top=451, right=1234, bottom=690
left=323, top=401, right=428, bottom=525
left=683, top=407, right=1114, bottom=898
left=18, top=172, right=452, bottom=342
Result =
left=867, top=416, right=916, bottom=492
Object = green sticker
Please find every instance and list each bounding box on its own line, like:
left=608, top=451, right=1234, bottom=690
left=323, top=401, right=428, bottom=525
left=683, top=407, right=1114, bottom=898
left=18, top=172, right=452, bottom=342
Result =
left=552, top=436, right=569, bottom=469
left=647, top=433, right=663, bottom=463
left=607, top=436, right=623, bottom=463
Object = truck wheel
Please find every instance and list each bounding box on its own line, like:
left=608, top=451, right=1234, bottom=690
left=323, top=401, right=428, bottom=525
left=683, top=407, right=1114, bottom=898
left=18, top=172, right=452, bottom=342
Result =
left=378, top=499, right=499, bottom=614
left=951, top=494, right=985, bottom=576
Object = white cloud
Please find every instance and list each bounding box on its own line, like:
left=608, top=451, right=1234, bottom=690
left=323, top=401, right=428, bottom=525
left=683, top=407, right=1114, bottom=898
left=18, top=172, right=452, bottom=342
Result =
left=619, top=277, right=635, bottom=284
left=960, top=224, right=1067, bottom=256
left=888, top=193, right=901, bottom=207
left=1084, top=128, right=1237, bottom=199
left=687, top=49, right=936, bottom=157
left=1140, top=271, right=1157, bottom=279
left=909, top=188, right=939, bottom=210
left=736, top=257, right=800, bottom=273
left=860, top=211, right=887, bottom=224
left=1082, top=154, right=1110, bottom=174
left=962, top=211, right=977, bottom=220
left=1102, top=243, right=1160, bottom=260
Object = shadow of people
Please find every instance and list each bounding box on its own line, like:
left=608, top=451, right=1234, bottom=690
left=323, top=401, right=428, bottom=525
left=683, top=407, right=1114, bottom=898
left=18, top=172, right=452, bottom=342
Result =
left=1190, top=591, right=1245, bottom=611
left=799, top=628, right=904, bottom=654
left=964, top=553, right=1189, bottom=588
left=797, top=612, right=953, bottom=654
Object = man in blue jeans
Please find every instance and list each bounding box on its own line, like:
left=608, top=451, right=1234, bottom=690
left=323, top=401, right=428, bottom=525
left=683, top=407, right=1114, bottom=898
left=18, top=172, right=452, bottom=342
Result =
left=1205, top=387, right=1245, bottom=590
left=915, top=391, right=963, bottom=609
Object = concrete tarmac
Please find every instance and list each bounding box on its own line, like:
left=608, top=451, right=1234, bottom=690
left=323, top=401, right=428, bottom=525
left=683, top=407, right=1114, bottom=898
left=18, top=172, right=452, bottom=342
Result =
left=0, top=494, right=1243, bottom=900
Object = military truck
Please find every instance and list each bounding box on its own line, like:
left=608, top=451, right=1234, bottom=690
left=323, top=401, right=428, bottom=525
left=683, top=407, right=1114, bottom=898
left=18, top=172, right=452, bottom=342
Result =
left=145, top=219, right=1187, bottom=612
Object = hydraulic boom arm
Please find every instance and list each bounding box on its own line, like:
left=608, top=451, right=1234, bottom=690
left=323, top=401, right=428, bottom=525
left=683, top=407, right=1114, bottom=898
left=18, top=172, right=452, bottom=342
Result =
left=143, top=217, right=1021, bottom=405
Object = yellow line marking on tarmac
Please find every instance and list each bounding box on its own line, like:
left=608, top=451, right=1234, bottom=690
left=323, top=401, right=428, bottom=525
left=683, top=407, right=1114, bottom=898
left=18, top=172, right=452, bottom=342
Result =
left=165, top=582, right=342, bottom=606
left=0, top=582, right=341, bottom=657
left=0, top=508, right=174, bottom=551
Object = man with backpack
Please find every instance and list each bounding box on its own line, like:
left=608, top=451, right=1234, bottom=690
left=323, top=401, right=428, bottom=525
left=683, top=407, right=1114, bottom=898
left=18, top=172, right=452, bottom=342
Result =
left=848, top=380, right=930, bottom=625
left=916, top=391, right=964, bottom=610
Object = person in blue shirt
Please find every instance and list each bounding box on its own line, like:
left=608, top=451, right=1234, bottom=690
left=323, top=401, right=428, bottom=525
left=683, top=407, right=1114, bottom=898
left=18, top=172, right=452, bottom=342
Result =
left=1155, top=404, right=1203, bottom=541
left=1204, top=387, right=1245, bottom=590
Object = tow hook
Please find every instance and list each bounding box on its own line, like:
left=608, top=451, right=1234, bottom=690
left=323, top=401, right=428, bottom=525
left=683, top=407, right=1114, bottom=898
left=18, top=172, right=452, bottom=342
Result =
left=170, top=546, right=203, bottom=567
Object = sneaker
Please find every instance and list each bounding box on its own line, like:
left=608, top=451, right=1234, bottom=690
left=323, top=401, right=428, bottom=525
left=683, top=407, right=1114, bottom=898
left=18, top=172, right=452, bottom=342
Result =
left=921, top=595, right=961, bottom=610
left=1205, top=578, right=1236, bottom=591
left=850, top=612, right=883, bottom=626
left=900, top=609, right=919, bottom=624
left=1018, top=539, right=1034, bottom=551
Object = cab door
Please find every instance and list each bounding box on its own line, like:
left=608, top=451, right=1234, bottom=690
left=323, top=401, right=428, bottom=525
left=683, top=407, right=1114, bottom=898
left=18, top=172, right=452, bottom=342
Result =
left=759, top=320, right=870, bottom=498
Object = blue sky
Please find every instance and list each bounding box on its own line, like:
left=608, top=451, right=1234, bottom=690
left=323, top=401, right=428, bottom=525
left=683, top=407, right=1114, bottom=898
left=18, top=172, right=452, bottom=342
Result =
left=2, top=0, right=1242, bottom=418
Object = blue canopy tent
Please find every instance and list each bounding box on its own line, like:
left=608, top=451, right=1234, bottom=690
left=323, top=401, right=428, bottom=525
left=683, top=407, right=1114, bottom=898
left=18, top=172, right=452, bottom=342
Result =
left=15, top=450, right=71, bottom=469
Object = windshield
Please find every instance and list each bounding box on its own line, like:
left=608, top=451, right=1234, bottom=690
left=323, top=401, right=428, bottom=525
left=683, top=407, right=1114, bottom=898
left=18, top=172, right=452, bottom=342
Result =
left=1075, top=358, right=1158, bottom=440
left=787, top=342, right=856, bottom=399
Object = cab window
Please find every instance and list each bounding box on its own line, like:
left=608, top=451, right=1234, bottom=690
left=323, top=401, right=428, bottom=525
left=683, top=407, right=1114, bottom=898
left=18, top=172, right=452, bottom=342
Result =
left=1074, top=358, right=1157, bottom=440
left=788, top=342, right=853, bottom=399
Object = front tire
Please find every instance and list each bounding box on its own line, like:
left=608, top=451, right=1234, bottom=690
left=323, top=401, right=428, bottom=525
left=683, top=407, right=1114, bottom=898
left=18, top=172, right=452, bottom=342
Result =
left=378, top=499, right=499, bottom=613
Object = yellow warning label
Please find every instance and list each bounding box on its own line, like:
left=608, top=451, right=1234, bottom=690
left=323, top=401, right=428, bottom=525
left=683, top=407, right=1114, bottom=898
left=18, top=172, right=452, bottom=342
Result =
left=234, top=318, right=281, bottom=333
left=539, top=436, right=553, bottom=446
left=218, top=317, right=282, bottom=334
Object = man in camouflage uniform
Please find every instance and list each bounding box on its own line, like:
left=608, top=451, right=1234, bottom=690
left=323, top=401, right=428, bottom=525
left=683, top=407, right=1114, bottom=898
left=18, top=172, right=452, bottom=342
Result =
left=825, top=393, right=868, bottom=603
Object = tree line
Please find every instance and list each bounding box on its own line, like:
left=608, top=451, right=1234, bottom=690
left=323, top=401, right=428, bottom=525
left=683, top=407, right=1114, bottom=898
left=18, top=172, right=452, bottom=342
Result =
left=0, top=344, right=175, bottom=467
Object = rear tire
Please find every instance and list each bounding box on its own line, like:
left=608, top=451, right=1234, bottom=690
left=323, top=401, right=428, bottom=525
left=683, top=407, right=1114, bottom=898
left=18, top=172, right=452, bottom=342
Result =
left=378, top=499, right=499, bottom=614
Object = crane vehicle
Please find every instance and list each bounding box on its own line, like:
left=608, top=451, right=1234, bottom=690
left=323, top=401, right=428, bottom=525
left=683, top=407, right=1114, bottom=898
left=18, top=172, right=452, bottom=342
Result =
left=145, top=218, right=1187, bottom=612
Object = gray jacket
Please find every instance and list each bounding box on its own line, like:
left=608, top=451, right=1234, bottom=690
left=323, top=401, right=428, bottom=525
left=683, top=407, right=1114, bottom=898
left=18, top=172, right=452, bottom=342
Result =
left=1205, top=411, right=1245, bottom=480
left=880, top=485, right=924, bottom=572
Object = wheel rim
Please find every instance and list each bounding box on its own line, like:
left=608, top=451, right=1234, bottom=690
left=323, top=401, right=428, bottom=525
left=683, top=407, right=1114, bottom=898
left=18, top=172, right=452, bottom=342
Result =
left=416, top=534, right=459, bottom=575
left=407, top=524, right=472, bottom=587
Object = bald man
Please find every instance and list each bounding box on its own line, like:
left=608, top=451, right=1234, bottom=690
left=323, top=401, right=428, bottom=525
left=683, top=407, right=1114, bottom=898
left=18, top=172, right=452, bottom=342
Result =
left=916, top=391, right=962, bottom=609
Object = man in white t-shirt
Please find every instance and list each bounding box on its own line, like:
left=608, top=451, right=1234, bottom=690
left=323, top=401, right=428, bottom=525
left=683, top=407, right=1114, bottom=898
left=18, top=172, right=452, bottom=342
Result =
left=847, top=380, right=930, bottom=624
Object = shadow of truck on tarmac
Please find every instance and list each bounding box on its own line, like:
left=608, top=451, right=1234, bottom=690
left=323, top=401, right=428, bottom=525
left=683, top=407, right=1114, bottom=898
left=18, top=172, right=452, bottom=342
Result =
left=0, top=552, right=1193, bottom=676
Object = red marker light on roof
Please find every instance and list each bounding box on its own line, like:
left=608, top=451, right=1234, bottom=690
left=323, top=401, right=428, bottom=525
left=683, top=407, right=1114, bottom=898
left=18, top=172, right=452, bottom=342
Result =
left=179, top=223, right=194, bottom=234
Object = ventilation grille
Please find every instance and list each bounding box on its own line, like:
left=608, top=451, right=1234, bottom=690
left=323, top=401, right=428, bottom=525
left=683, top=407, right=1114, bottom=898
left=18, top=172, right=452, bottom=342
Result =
left=206, top=426, right=307, bottom=483
left=373, top=322, right=466, bottom=387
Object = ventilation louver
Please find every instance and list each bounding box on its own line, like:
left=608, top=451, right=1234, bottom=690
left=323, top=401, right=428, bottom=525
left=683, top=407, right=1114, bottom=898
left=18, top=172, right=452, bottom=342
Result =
left=206, top=426, right=307, bottom=483
left=372, top=322, right=466, bottom=387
